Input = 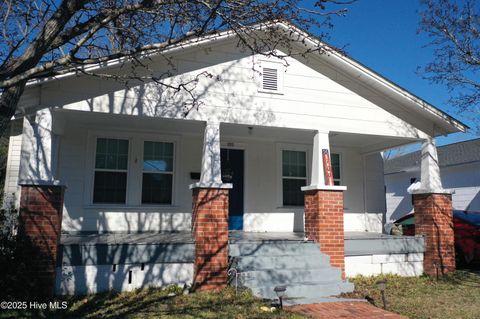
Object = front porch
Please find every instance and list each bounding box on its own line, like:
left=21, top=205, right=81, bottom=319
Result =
left=45, top=110, right=408, bottom=234
left=16, top=110, right=450, bottom=296
left=56, top=230, right=425, bottom=295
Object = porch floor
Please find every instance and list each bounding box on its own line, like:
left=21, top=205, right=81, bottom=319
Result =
left=58, top=231, right=425, bottom=266
left=61, top=231, right=408, bottom=245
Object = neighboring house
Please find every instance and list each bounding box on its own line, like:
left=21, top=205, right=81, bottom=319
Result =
left=4, top=21, right=467, bottom=297
left=385, top=138, right=480, bottom=224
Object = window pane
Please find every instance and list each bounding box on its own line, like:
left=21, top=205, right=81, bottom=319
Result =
left=331, top=153, right=340, bottom=180
left=95, top=138, right=129, bottom=170
left=93, top=171, right=127, bottom=203
left=297, top=151, right=306, bottom=177
left=143, top=141, right=173, bottom=172
left=282, top=150, right=306, bottom=177
left=142, top=173, right=172, bottom=204
left=282, top=178, right=306, bottom=206
left=96, top=138, right=107, bottom=153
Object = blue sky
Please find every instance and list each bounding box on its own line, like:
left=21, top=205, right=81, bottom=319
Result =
left=324, top=0, right=478, bottom=147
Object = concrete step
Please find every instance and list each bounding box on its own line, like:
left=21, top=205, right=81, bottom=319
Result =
left=239, top=268, right=342, bottom=287
left=235, top=254, right=331, bottom=271
left=229, top=241, right=320, bottom=257
left=228, top=240, right=354, bottom=301
left=250, top=281, right=355, bottom=300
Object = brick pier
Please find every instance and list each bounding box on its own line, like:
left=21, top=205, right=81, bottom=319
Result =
left=413, top=193, right=455, bottom=275
left=304, top=189, right=346, bottom=277
left=192, top=188, right=229, bottom=291
left=17, top=184, right=65, bottom=297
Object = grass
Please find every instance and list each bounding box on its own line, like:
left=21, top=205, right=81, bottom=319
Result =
left=3, top=271, right=479, bottom=318
left=343, top=270, right=480, bottom=319
left=0, top=286, right=305, bottom=319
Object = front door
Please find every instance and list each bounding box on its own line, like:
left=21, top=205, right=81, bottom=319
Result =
left=221, top=148, right=244, bottom=230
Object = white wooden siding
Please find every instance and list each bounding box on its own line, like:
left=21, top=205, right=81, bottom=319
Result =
left=58, top=117, right=376, bottom=232
left=28, top=39, right=427, bottom=141
left=3, top=119, right=23, bottom=207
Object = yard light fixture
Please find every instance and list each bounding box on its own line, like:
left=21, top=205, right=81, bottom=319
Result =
left=376, top=280, right=387, bottom=310
left=273, top=286, right=287, bottom=309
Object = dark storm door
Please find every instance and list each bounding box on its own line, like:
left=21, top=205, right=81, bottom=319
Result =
left=220, top=148, right=244, bottom=230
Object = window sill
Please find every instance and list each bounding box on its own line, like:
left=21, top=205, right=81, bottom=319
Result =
left=277, top=205, right=304, bottom=209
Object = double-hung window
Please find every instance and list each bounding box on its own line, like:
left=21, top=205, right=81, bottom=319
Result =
left=93, top=138, right=129, bottom=203
left=142, top=141, right=174, bottom=204
left=282, top=150, right=307, bottom=206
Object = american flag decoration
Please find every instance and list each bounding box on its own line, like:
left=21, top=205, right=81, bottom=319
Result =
left=322, top=149, right=334, bottom=185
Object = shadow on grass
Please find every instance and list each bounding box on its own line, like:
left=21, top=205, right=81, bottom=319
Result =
left=1, top=287, right=301, bottom=319
left=438, top=269, right=480, bottom=288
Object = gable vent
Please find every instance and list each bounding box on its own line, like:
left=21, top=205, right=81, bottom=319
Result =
left=262, top=67, right=278, bottom=91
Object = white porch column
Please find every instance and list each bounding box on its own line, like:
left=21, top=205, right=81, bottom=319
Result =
left=409, top=138, right=455, bottom=275
left=411, top=137, right=449, bottom=194
left=302, top=130, right=345, bottom=191
left=17, top=108, right=66, bottom=296
left=310, top=130, right=330, bottom=187
left=19, top=108, right=61, bottom=185
left=190, top=122, right=232, bottom=189
left=189, top=122, right=231, bottom=290
left=301, top=130, right=347, bottom=278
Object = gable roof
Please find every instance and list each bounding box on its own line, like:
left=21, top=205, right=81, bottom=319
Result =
left=25, top=20, right=468, bottom=135
left=384, top=138, right=480, bottom=175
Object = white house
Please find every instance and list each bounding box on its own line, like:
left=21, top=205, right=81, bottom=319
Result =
left=5, top=21, right=467, bottom=299
left=385, top=138, right=480, bottom=223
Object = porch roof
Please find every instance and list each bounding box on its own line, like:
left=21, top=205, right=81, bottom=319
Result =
left=23, top=20, right=468, bottom=136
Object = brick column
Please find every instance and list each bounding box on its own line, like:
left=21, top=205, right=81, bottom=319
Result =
left=192, top=188, right=229, bottom=291
left=17, top=184, right=65, bottom=297
left=304, top=188, right=346, bottom=278
left=413, top=193, right=455, bottom=275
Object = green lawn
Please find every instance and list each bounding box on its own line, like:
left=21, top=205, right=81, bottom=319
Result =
left=2, top=271, right=479, bottom=319
left=0, top=286, right=304, bottom=319
left=343, top=270, right=480, bottom=319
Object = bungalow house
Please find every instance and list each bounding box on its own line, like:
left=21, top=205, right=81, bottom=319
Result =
left=385, top=138, right=480, bottom=224
left=4, top=21, right=467, bottom=301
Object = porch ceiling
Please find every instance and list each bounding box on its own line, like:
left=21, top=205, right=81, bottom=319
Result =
left=55, top=109, right=205, bottom=134
left=329, top=131, right=420, bottom=154
left=221, top=123, right=420, bottom=154
left=221, top=123, right=313, bottom=142
left=56, top=110, right=420, bottom=154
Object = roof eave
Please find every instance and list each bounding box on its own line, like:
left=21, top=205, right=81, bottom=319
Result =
left=273, top=21, right=469, bottom=134
left=24, top=20, right=469, bottom=134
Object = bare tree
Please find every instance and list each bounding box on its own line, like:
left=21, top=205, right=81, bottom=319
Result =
left=419, top=0, right=480, bottom=130
left=0, top=0, right=354, bottom=137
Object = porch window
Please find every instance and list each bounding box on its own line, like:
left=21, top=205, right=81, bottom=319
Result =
left=142, top=141, right=174, bottom=204
left=93, top=138, right=129, bottom=203
left=331, top=153, right=341, bottom=186
left=282, top=150, right=307, bottom=206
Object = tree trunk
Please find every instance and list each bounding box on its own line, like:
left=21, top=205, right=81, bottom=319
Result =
left=0, top=82, right=26, bottom=137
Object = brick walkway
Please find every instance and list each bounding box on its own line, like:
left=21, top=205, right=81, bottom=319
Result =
left=288, top=301, right=408, bottom=319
